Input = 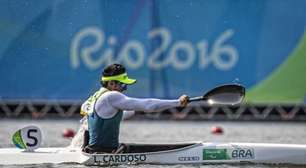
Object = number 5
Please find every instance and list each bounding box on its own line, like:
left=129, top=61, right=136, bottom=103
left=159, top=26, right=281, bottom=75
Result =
left=26, top=129, right=38, bottom=147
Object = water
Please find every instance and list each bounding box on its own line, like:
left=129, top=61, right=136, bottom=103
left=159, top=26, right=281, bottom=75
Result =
left=1, top=119, right=306, bottom=168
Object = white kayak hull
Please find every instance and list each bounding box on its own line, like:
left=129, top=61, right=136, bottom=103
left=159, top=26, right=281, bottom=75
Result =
left=1, top=142, right=306, bottom=165
left=0, top=148, right=80, bottom=165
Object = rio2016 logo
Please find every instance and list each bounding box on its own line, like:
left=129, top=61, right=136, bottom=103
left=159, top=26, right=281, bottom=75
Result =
left=70, top=26, right=238, bottom=71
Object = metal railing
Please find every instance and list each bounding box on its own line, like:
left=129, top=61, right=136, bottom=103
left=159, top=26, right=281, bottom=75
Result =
left=1, top=101, right=306, bottom=121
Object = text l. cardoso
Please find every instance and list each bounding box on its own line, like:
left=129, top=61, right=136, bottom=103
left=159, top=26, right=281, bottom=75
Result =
left=70, top=26, right=239, bottom=71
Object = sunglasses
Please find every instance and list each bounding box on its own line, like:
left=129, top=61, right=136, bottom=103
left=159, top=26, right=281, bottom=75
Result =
left=115, top=81, right=127, bottom=91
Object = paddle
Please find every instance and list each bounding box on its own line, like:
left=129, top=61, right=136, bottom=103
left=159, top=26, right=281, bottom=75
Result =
left=187, top=84, right=245, bottom=105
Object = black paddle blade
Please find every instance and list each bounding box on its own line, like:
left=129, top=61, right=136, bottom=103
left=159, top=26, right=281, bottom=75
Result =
left=203, top=84, right=245, bottom=105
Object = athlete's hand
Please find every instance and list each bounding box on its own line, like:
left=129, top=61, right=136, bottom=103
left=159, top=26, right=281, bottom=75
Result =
left=179, top=95, right=189, bottom=107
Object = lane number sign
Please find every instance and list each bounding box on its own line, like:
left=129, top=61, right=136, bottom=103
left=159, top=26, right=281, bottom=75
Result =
left=12, top=125, right=42, bottom=151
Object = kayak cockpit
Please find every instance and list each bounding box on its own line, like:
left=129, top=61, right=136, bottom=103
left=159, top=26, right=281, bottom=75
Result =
left=125, top=142, right=199, bottom=153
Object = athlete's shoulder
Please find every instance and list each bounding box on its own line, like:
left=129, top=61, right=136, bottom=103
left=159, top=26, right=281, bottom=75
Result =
left=103, top=90, right=126, bottom=100
left=103, top=90, right=123, bottom=96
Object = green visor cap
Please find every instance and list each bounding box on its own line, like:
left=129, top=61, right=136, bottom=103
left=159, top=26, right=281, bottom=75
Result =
left=101, top=73, right=137, bottom=85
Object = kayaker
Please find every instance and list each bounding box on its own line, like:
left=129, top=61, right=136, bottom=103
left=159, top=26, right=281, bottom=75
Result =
left=76, top=63, right=189, bottom=154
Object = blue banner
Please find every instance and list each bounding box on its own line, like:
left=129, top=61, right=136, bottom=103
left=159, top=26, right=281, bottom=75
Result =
left=0, top=0, right=306, bottom=102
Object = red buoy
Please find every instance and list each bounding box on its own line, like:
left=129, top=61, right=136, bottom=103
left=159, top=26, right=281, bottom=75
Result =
left=211, top=126, right=224, bottom=135
left=62, top=128, right=75, bottom=138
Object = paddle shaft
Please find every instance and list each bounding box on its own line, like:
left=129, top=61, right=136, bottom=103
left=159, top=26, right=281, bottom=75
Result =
left=187, top=96, right=207, bottom=102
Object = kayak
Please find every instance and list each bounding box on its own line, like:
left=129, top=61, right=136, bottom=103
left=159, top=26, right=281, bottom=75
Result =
left=0, top=84, right=248, bottom=165
left=1, top=142, right=306, bottom=165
